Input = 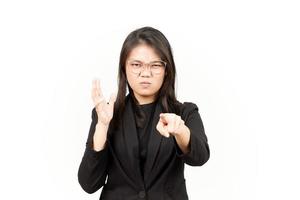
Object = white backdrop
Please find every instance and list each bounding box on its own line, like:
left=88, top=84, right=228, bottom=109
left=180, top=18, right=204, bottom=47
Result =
left=0, top=0, right=299, bottom=199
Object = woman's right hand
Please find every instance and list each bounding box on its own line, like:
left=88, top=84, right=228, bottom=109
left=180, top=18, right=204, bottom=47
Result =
left=91, top=78, right=117, bottom=126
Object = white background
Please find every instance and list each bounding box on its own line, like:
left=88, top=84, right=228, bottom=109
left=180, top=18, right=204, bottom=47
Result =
left=0, top=0, right=299, bottom=199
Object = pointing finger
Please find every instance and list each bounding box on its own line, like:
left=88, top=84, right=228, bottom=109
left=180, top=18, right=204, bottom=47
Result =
left=156, top=120, right=170, bottom=137
left=159, top=113, right=168, bottom=124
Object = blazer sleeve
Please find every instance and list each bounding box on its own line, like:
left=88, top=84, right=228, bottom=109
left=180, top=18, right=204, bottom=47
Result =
left=173, top=102, right=210, bottom=166
left=77, top=107, right=109, bottom=194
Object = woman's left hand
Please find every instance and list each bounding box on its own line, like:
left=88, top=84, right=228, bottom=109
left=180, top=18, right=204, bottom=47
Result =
left=156, top=113, right=185, bottom=138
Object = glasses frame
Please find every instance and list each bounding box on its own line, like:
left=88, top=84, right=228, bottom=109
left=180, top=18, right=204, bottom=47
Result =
left=126, top=59, right=167, bottom=76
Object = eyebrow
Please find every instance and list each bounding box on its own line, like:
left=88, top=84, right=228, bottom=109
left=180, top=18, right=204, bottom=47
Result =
left=128, top=59, right=163, bottom=63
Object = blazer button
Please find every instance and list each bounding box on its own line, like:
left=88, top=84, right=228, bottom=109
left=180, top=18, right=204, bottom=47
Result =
left=138, top=190, right=146, bottom=198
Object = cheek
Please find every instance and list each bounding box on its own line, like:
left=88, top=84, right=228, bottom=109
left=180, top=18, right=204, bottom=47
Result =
left=125, top=68, right=135, bottom=87
left=126, top=73, right=137, bottom=90
left=154, top=76, right=165, bottom=89
left=126, top=75, right=135, bottom=89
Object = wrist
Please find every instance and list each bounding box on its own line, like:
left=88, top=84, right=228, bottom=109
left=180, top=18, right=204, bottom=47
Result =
left=97, top=120, right=110, bottom=128
left=95, top=122, right=109, bottom=137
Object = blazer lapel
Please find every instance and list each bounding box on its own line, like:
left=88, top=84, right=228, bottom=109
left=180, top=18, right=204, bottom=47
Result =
left=122, top=95, right=144, bottom=187
left=143, top=100, right=163, bottom=183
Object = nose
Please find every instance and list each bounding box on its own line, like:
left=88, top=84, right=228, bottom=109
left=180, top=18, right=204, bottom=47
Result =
left=139, top=65, right=152, bottom=77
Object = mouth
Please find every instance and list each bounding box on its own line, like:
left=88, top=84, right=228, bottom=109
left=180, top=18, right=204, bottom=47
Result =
left=140, top=81, right=151, bottom=84
left=140, top=82, right=151, bottom=87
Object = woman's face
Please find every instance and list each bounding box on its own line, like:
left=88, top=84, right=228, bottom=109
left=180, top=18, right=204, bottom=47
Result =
left=125, top=44, right=166, bottom=105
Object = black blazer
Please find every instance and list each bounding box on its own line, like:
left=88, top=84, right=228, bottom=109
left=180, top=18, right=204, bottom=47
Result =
left=78, top=95, right=210, bottom=200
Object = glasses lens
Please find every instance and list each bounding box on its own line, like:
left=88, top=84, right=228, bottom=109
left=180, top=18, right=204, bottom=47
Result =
left=128, top=60, right=166, bottom=74
left=150, top=61, right=166, bottom=74
left=128, top=61, right=142, bottom=74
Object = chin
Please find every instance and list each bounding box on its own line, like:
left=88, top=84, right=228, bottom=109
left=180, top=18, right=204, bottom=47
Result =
left=138, top=92, right=154, bottom=97
left=136, top=90, right=156, bottom=97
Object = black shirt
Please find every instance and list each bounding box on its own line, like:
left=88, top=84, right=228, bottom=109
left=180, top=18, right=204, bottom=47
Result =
left=133, top=101, right=156, bottom=180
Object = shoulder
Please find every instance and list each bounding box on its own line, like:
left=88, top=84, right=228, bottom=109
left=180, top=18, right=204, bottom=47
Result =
left=182, top=101, right=199, bottom=111
left=179, top=101, right=199, bottom=120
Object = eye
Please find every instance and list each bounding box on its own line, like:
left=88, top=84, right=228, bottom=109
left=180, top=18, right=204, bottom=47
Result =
left=151, top=62, right=164, bottom=68
left=131, top=63, right=141, bottom=67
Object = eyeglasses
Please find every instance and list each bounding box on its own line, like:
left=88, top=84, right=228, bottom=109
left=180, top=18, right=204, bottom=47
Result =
left=127, top=59, right=167, bottom=75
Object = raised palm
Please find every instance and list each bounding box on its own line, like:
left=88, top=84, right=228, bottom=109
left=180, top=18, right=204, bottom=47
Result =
left=91, top=79, right=117, bottom=125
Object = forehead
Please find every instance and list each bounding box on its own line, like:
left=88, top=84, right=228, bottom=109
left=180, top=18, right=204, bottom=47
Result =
left=127, top=44, right=161, bottom=62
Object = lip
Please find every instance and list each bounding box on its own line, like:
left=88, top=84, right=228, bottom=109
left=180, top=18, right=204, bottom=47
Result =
left=140, top=82, right=151, bottom=84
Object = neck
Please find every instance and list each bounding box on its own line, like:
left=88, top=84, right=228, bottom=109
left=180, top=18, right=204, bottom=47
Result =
left=132, top=93, right=156, bottom=105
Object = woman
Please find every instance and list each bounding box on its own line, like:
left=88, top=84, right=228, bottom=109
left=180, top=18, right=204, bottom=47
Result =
left=78, top=26, right=210, bottom=200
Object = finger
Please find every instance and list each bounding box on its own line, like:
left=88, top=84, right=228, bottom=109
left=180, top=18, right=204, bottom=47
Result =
left=174, top=116, right=182, bottom=133
left=92, top=87, right=102, bottom=103
left=108, top=92, right=117, bottom=105
left=156, top=120, right=170, bottom=137
left=95, top=79, right=100, bottom=96
left=176, top=116, right=182, bottom=129
left=167, top=118, right=175, bottom=133
left=92, top=79, right=99, bottom=99
left=168, top=114, right=177, bottom=133
left=91, top=89, right=97, bottom=102
left=159, top=113, right=168, bottom=124
left=156, top=122, right=166, bottom=137
left=162, top=126, right=170, bottom=137
left=91, top=81, right=98, bottom=102
left=96, top=79, right=104, bottom=98
left=92, top=79, right=96, bottom=95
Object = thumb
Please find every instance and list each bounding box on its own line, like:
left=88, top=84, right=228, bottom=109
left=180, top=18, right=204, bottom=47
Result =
left=156, top=120, right=170, bottom=138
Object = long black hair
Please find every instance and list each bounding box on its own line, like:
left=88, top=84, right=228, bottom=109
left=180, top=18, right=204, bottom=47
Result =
left=110, top=26, right=182, bottom=131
